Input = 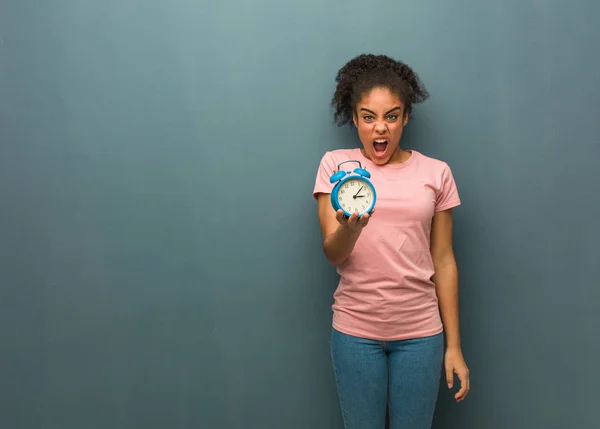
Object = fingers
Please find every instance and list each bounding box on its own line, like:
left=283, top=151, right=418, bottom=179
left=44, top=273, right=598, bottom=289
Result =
left=348, top=211, right=359, bottom=225
left=336, top=210, right=373, bottom=229
left=335, top=210, right=346, bottom=225
left=446, top=367, right=454, bottom=389
left=454, top=368, right=470, bottom=402
left=357, top=212, right=370, bottom=226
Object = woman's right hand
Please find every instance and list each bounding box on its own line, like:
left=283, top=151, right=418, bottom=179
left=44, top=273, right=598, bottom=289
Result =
left=335, top=210, right=374, bottom=232
left=317, top=193, right=375, bottom=265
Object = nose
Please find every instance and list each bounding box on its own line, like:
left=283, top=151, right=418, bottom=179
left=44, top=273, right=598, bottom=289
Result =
left=375, top=121, right=387, bottom=133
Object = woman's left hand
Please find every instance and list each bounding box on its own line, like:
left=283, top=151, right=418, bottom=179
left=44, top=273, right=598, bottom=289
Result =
left=444, top=347, right=470, bottom=402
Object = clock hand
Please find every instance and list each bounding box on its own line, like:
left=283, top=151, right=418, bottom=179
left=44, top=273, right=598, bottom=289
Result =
left=353, top=186, right=364, bottom=198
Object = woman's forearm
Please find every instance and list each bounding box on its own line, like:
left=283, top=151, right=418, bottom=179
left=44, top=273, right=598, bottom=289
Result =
left=433, top=262, right=461, bottom=349
left=323, top=225, right=361, bottom=265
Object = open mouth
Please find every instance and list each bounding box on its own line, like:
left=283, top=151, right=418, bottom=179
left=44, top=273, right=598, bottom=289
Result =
left=373, top=139, right=388, bottom=157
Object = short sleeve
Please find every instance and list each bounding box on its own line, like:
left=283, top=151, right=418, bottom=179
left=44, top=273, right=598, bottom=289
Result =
left=435, top=163, right=461, bottom=212
left=312, top=151, right=337, bottom=199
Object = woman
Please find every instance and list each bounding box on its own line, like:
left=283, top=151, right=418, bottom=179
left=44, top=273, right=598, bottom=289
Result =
left=313, top=54, right=470, bottom=429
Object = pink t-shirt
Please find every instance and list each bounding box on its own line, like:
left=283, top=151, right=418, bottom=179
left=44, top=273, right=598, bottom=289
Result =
left=313, top=148, right=461, bottom=341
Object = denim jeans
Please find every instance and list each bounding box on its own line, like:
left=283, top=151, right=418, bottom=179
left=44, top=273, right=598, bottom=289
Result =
left=331, top=328, right=444, bottom=429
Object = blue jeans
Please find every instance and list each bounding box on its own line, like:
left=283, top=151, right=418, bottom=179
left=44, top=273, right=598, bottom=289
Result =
left=331, top=328, right=444, bottom=429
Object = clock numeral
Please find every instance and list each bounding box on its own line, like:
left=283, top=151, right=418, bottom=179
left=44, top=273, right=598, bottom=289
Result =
left=341, top=190, right=345, bottom=194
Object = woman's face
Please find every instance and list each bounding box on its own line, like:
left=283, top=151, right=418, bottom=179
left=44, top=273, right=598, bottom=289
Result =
left=352, top=87, right=409, bottom=165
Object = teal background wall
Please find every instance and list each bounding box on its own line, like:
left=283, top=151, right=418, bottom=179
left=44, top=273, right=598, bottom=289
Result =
left=1, top=1, right=599, bottom=428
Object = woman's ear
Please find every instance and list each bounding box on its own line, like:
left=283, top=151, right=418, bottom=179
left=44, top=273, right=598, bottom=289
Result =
left=352, top=112, right=358, bottom=128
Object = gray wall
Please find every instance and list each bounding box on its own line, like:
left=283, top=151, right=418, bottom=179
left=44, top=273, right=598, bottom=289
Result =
left=1, top=1, right=599, bottom=428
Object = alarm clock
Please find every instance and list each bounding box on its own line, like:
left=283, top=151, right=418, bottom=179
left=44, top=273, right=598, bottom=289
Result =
left=329, top=160, right=377, bottom=218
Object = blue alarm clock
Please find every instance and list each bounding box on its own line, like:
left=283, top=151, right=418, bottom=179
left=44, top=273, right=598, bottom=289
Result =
left=330, top=160, right=377, bottom=218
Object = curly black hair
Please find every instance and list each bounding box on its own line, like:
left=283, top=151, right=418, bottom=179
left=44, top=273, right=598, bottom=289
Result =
left=331, top=54, right=429, bottom=126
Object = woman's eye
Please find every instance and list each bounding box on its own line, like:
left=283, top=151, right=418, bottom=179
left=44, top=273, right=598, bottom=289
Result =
left=363, top=116, right=373, bottom=121
left=387, top=115, right=398, bottom=120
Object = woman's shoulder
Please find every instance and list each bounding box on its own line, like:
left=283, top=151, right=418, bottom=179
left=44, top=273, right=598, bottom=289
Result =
left=317, top=148, right=362, bottom=169
left=410, top=151, right=457, bottom=181
left=410, top=151, right=460, bottom=203
left=412, top=150, right=451, bottom=170
left=321, top=147, right=361, bottom=161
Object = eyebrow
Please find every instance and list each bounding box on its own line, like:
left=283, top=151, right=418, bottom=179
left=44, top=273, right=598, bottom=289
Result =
left=360, top=106, right=402, bottom=115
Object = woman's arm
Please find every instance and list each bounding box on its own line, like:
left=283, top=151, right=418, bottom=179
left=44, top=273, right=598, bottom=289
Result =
left=430, top=208, right=470, bottom=402
left=316, top=193, right=372, bottom=265
left=431, top=209, right=461, bottom=348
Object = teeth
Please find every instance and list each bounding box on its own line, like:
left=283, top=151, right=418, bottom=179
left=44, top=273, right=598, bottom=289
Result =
left=374, top=139, right=387, bottom=143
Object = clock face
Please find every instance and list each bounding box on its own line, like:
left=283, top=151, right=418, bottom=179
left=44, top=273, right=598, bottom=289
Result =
left=337, top=178, right=374, bottom=215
